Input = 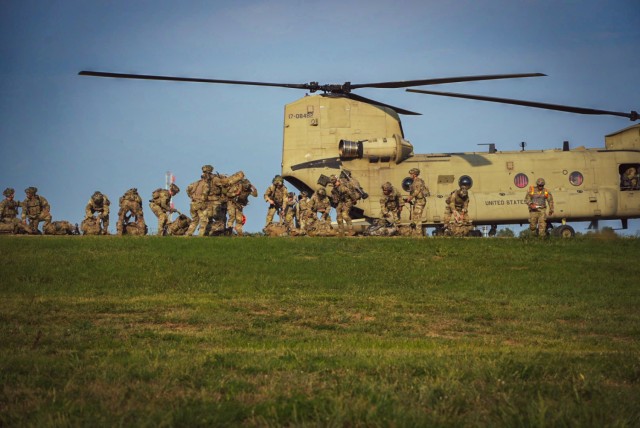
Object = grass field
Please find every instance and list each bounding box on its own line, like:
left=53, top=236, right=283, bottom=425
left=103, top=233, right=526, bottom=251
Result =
left=1, top=235, right=639, bottom=427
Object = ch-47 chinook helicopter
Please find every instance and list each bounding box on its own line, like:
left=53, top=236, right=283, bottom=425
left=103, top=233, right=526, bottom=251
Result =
left=79, top=70, right=640, bottom=237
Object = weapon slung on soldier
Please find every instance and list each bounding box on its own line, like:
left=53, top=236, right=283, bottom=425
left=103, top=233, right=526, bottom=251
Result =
left=340, top=169, right=369, bottom=199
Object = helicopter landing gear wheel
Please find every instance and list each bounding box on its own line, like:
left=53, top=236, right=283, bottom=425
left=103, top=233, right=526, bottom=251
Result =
left=554, top=225, right=575, bottom=238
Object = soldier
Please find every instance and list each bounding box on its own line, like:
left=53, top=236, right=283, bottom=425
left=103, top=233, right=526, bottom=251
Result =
left=330, top=174, right=357, bottom=235
left=297, top=191, right=313, bottom=230
left=283, top=192, right=298, bottom=230
left=380, top=182, right=402, bottom=225
left=167, top=213, right=191, bottom=236
left=207, top=170, right=244, bottom=235
left=149, top=184, right=179, bottom=236
left=264, top=175, right=288, bottom=228
left=84, top=191, right=111, bottom=235
left=443, top=187, right=472, bottom=236
left=405, top=168, right=429, bottom=230
left=226, top=177, right=257, bottom=236
left=116, top=188, right=146, bottom=235
left=621, top=166, right=639, bottom=190
left=303, top=210, right=337, bottom=237
left=20, top=187, right=52, bottom=234
left=186, top=165, right=213, bottom=236
left=0, top=188, right=29, bottom=234
left=310, top=187, right=332, bottom=221
left=43, top=221, right=78, bottom=235
left=525, top=178, right=554, bottom=237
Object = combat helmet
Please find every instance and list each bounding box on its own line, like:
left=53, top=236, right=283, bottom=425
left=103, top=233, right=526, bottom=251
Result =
left=25, top=186, right=37, bottom=195
left=316, top=187, right=326, bottom=196
left=3, top=187, right=15, bottom=197
left=169, top=183, right=180, bottom=195
left=536, top=178, right=546, bottom=187
left=409, top=168, right=420, bottom=176
left=92, top=191, right=104, bottom=203
left=382, top=182, right=393, bottom=192
left=272, top=175, right=284, bottom=185
left=202, top=165, right=214, bottom=173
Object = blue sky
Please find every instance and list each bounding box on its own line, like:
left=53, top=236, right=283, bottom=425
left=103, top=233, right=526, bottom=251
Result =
left=1, top=0, right=639, bottom=234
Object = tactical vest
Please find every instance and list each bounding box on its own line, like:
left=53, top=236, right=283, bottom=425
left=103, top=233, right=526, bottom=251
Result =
left=528, top=187, right=549, bottom=207
left=447, top=191, right=468, bottom=210
left=1, top=199, right=19, bottom=219
left=268, top=185, right=287, bottom=206
left=23, top=196, right=46, bottom=216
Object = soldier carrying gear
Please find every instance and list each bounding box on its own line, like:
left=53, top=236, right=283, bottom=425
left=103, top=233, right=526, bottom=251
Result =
left=405, top=168, right=429, bottom=234
left=443, top=187, right=472, bottom=236
left=207, top=170, right=244, bottom=234
left=296, top=191, right=313, bottom=230
left=330, top=175, right=357, bottom=235
left=149, top=184, right=179, bottom=236
left=202, top=164, right=214, bottom=174
left=116, top=188, right=146, bottom=236
left=525, top=177, right=554, bottom=237
left=0, top=187, right=29, bottom=234
left=84, top=191, right=111, bottom=235
left=380, top=182, right=402, bottom=225
left=226, top=177, right=257, bottom=236
left=21, top=187, right=52, bottom=234
left=310, top=187, right=332, bottom=221
left=186, top=171, right=212, bottom=236
left=282, top=191, right=298, bottom=230
left=264, top=175, right=288, bottom=228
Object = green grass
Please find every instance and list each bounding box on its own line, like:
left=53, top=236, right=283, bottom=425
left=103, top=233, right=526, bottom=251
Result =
left=1, top=236, right=639, bottom=426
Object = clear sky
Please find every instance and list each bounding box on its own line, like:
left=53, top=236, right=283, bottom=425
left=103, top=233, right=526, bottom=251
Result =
left=1, top=0, right=639, bottom=234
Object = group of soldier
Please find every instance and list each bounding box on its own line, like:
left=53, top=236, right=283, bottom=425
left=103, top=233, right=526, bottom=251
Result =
left=1, top=163, right=558, bottom=237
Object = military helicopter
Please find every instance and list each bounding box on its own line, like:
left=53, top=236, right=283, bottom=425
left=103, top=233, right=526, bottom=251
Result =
left=79, top=70, right=640, bottom=237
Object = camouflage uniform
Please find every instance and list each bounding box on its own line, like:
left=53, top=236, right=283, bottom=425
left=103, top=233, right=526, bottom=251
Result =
left=380, top=182, right=401, bottom=225
left=330, top=176, right=356, bottom=235
left=303, top=211, right=337, bottom=237
left=283, top=192, right=298, bottom=230
left=186, top=166, right=214, bottom=236
left=406, top=168, right=429, bottom=226
left=85, top=191, right=111, bottom=235
left=310, top=188, right=332, bottom=221
left=116, top=188, right=146, bottom=236
left=149, top=184, right=179, bottom=236
left=443, top=187, right=472, bottom=236
left=206, top=171, right=244, bottom=235
left=525, top=178, right=554, bottom=237
left=264, top=176, right=288, bottom=227
left=43, top=221, right=78, bottom=235
left=0, top=188, right=29, bottom=234
left=226, top=178, right=257, bottom=236
left=20, top=187, right=52, bottom=234
left=296, top=192, right=312, bottom=230
left=167, top=214, right=191, bottom=236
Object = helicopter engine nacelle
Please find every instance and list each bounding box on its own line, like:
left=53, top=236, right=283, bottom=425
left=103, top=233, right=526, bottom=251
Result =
left=339, top=134, right=414, bottom=164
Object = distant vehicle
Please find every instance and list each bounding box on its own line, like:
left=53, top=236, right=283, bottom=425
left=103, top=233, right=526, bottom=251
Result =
left=80, top=70, right=639, bottom=237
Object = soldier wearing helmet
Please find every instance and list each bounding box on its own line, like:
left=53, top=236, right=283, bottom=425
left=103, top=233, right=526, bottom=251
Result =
left=116, top=188, right=146, bottom=235
left=149, top=185, right=180, bottom=236
left=185, top=167, right=214, bottom=236
left=380, top=182, right=401, bottom=225
left=443, top=186, right=472, bottom=236
left=0, top=188, right=29, bottom=234
left=296, top=191, right=313, bottom=230
left=84, top=191, right=111, bottom=235
left=20, top=187, right=52, bottom=234
left=525, top=178, right=554, bottom=237
left=405, top=168, right=430, bottom=232
left=226, top=177, right=257, bottom=236
left=329, top=174, right=357, bottom=235
left=310, top=187, right=332, bottom=221
left=263, top=175, right=288, bottom=228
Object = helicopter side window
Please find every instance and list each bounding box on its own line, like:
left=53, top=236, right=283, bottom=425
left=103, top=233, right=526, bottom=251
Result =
left=620, top=164, right=640, bottom=191
left=569, top=171, right=583, bottom=186
left=514, top=173, right=528, bottom=188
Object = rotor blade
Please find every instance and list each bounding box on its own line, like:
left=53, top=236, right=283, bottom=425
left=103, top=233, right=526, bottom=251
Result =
left=79, top=70, right=315, bottom=90
left=345, top=93, right=421, bottom=116
left=351, top=73, right=546, bottom=90
left=406, top=89, right=639, bottom=121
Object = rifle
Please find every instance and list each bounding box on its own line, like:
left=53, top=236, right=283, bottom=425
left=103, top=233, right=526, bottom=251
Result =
left=340, top=169, right=369, bottom=200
